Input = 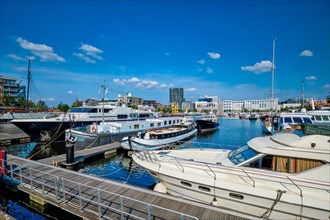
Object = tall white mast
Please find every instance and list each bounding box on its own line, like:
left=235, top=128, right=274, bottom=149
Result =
left=271, top=38, right=276, bottom=111
left=271, top=38, right=276, bottom=101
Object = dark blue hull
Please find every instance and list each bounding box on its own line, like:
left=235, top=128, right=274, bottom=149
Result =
left=11, top=121, right=94, bottom=142
left=195, top=120, right=220, bottom=132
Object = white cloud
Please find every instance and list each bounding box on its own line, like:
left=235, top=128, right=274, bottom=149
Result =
left=68, top=91, right=73, bottom=94
left=16, top=37, right=65, bottom=62
left=113, top=77, right=171, bottom=89
left=299, top=50, right=313, bottom=57
left=40, top=97, right=55, bottom=102
left=14, top=67, right=26, bottom=72
left=79, top=43, right=103, bottom=60
left=73, top=53, right=96, bottom=64
left=207, top=52, right=220, bottom=59
left=186, top=88, right=196, bottom=92
left=323, top=84, right=330, bottom=90
left=113, top=78, right=126, bottom=85
left=6, top=54, right=27, bottom=61
left=197, top=59, right=206, bottom=64
left=241, top=60, right=273, bottom=74
left=33, top=51, right=65, bottom=62
left=305, top=75, right=317, bottom=80
left=206, top=67, right=213, bottom=74
left=127, top=77, right=140, bottom=83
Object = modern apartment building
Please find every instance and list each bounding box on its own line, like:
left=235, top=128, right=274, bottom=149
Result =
left=169, top=88, right=184, bottom=109
left=195, top=96, right=221, bottom=113
left=222, top=99, right=279, bottom=112
left=0, top=75, right=22, bottom=105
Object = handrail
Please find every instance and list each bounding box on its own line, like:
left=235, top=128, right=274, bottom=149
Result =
left=287, top=176, right=303, bottom=197
left=1, top=158, right=198, bottom=220
left=132, top=154, right=330, bottom=194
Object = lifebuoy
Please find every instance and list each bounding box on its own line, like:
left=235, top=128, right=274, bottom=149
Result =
left=91, top=126, right=96, bottom=133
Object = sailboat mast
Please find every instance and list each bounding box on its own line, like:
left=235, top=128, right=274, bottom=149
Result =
left=271, top=38, right=276, bottom=101
left=26, top=59, right=31, bottom=111
left=271, top=38, right=276, bottom=111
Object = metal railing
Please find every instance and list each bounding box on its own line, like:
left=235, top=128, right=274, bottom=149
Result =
left=1, top=158, right=198, bottom=220
left=134, top=150, right=330, bottom=196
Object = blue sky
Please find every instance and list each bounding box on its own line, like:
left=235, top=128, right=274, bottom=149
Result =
left=1, top=0, right=329, bottom=106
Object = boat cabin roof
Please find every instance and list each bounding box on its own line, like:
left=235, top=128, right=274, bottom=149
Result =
left=248, top=133, right=330, bottom=162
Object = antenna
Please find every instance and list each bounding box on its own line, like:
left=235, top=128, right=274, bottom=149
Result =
left=26, top=59, right=31, bottom=111
left=301, top=80, right=305, bottom=108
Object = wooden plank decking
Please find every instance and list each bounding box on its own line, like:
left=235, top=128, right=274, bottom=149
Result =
left=5, top=155, right=250, bottom=220
left=37, top=142, right=122, bottom=165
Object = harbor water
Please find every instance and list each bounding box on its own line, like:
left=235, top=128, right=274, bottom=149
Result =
left=1, top=118, right=264, bottom=218
left=79, top=118, right=264, bottom=189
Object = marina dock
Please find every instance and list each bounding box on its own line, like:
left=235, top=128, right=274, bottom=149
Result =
left=3, top=155, right=250, bottom=220
left=37, top=142, right=122, bottom=165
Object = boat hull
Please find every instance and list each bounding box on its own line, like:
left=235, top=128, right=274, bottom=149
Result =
left=121, top=129, right=197, bottom=150
left=11, top=120, right=92, bottom=142
left=195, top=120, right=219, bottom=132
left=133, top=151, right=330, bottom=220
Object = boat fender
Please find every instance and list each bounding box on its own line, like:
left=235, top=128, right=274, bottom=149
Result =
left=91, top=125, right=97, bottom=133
left=153, top=182, right=167, bottom=194
left=211, top=197, right=219, bottom=206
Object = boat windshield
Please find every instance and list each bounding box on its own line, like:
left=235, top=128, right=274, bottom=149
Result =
left=228, top=145, right=258, bottom=165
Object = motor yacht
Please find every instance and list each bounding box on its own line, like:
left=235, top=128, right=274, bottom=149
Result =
left=133, top=133, right=330, bottom=219
left=11, top=105, right=159, bottom=142
left=121, top=122, right=197, bottom=151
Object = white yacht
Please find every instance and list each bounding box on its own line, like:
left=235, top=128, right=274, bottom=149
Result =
left=269, top=111, right=313, bottom=134
left=65, top=116, right=184, bottom=149
left=121, top=122, right=197, bottom=151
left=11, top=105, right=159, bottom=141
left=133, top=133, right=330, bottom=219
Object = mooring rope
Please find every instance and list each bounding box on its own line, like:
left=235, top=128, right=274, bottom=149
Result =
left=261, top=189, right=286, bottom=219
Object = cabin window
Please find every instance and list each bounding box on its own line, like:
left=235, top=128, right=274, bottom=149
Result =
left=129, top=126, right=131, bottom=129
left=118, top=114, right=128, bottom=119
left=177, top=119, right=180, bottom=123
left=303, top=118, right=313, bottom=124
left=164, top=121, right=167, bottom=125
left=173, top=120, right=175, bottom=124
left=229, top=193, right=244, bottom=200
left=150, top=123, right=154, bottom=128
left=103, top=109, right=112, bottom=113
left=322, top=116, right=329, bottom=121
left=134, top=124, right=139, bottom=129
left=292, top=117, right=303, bottom=124
left=228, top=145, right=258, bottom=165
left=283, top=117, right=292, bottom=123
left=169, top=121, right=172, bottom=124
left=157, top=123, right=161, bottom=127
left=271, top=156, right=325, bottom=173
left=315, top=116, right=322, bottom=120
left=181, top=181, right=192, bottom=187
left=198, top=186, right=211, bottom=192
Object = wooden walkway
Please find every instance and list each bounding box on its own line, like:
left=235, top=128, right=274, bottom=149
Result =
left=37, top=142, right=122, bottom=165
left=5, top=155, right=250, bottom=220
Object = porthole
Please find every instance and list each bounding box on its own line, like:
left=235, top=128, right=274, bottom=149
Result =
left=198, top=186, right=211, bottom=192
left=229, top=193, right=244, bottom=200
left=150, top=171, right=158, bottom=177
left=181, top=181, right=192, bottom=187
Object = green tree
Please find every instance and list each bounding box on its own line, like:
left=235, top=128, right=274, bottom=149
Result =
left=36, top=100, right=48, bottom=111
left=131, top=105, right=138, bottom=110
left=57, top=102, right=70, bottom=112
left=17, top=96, right=26, bottom=108
left=28, top=100, right=36, bottom=109
left=2, top=94, right=17, bottom=106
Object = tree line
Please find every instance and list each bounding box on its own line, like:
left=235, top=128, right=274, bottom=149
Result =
left=1, top=94, right=70, bottom=112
